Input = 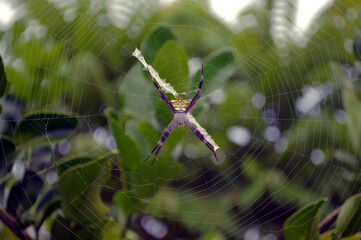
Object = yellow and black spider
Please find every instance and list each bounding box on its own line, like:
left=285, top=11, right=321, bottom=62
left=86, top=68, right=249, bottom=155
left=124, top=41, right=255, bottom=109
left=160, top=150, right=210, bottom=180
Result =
left=144, top=65, right=219, bottom=165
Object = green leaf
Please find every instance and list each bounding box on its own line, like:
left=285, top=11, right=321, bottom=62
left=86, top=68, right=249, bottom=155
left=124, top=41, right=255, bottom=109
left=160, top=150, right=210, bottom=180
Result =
left=137, top=119, right=159, bottom=146
left=139, top=118, right=186, bottom=152
left=153, top=155, right=184, bottom=180
left=142, top=25, right=176, bottom=63
left=67, top=53, right=116, bottom=109
left=0, top=54, right=7, bottom=98
left=336, top=193, right=361, bottom=238
left=105, top=107, right=153, bottom=197
left=279, top=112, right=347, bottom=166
left=57, top=155, right=94, bottom=176
left=104, top=107, right=141, bottom=171
left=119, top=64, right=154, bottom=119
left=71, top=10, right=123, bottom=65
left=0, top=224, right=21, bottom=240
left=242, top=158, right=319, bottom=208
left=112, top=190, right=144, bottom=215
left=155, top=100, right=174, bottom=129
left=342, top=87, right=361, bottom=158
left=13, top=112, right=79, bottom=149
left=284, top=199, right=326, bottom=240
left=191, top=49, right=235, bottom=94
left=56, top=151, right=116, bottom=226
left=101, top=221, right=122, bottom=240
left=25, top=0, right=72, bottom=39
left=152, top=40, right=189, bottom=94
left=201, top=231, right=226, bottom=240
left=14, top=39, right=65, bottom=69
left=149, top=189, right=237, bottom=236
left=240, top=177, right=266, bottom=207
left=9, top=36, right=67, bottom=105
left=105, top=108, right=183, bottom=199
left=320, top=231, right=338, bottom=240
left=34, top=187, right=61, bottom=229
left=215, top=82, right=256, bottom=128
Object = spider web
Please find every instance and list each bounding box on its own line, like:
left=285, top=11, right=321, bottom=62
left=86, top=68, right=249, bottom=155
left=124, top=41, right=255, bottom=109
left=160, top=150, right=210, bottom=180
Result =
left=0, top=0, right=360, bottom=239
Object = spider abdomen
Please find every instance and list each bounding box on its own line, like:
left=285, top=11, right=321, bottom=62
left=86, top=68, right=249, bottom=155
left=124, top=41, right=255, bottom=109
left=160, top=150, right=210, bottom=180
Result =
left=171, top=96, right=188, bottom=111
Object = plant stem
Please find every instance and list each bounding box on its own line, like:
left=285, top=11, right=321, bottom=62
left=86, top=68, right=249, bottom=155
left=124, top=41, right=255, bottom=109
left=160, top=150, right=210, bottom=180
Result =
left=0, top=208, right=35, bottom=240
left=319, top=205, right=342, bottom=233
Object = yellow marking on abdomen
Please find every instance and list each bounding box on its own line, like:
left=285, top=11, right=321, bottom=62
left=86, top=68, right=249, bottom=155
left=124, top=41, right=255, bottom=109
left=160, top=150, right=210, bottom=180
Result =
left=171, top=96, right=188, bottom=111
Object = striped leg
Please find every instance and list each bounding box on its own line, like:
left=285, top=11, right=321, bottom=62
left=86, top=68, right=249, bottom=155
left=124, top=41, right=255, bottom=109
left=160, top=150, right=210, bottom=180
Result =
left=147, top=69, right=176, bottom=113
left=184, top=119, right=219, bottom=162
left=143, top=120, right=176, bottom=166
left=186, top=64, right=204, bottom=113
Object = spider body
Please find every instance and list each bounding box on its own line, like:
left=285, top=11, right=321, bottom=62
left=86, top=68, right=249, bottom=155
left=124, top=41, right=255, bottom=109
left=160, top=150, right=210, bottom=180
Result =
left=144, top=65, right=219, bottom=165
left=171, top=97, right=188, bottom=128
left=174, top=112, right=187, bottom=128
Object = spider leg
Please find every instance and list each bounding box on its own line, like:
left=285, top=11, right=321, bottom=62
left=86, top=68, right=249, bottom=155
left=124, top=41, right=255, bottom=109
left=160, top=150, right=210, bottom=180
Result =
left=188, top=88, right=205, bottom=111
left=184, top=119, right=219, bottom=162
left=143, top=120, right=176, bottom=166
left=147, top=69, right=176, bottom=113
left=186, top=64, right=204, bottom=113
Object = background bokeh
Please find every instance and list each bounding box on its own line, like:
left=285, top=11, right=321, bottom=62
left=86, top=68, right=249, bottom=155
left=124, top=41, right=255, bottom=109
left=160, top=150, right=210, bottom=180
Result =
left=1, top=0, right=361, bottom=239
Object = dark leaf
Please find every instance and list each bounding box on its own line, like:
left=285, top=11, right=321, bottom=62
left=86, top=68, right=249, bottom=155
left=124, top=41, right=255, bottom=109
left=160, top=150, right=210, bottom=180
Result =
left=14, top=112, right=79, bottom=149
left=28, top=146, right=52, bottom=171
left=6, top=171, right=44, bottom=218
left=0, top=54, right=7, bottom=98
left=56, top=152, right=116, bottom=226
left=191, top=49, right=235, bottom=94
left=0, top=137, right=15, bottom=177
left=51, top=214, right=73, bottom=240
left=34, top=187, right=61, bottom=229
left=51, top=212, right=106, bottom=240
left=57, top=155, right=93, bottom=176
left=0, top=137, right=15, bottom=207
left=353, top=34, right=361, bottom=61
left=141, top=25, right=176, bottom=63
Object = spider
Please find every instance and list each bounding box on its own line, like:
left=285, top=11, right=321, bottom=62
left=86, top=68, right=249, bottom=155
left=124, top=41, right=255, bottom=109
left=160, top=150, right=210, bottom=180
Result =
left=144, top=65, right=219, bottom=165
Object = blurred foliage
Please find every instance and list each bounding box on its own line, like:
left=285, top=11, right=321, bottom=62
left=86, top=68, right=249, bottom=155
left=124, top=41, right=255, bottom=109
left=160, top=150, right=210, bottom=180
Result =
left=1, top=0, right=361, bottom=239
